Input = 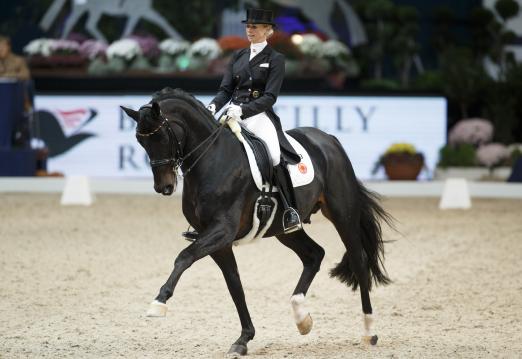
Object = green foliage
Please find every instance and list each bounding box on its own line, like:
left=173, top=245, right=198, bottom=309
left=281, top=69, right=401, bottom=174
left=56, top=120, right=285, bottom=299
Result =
left=495, top=0, right=520, bottom=21
left=510, top=148, right=522, bottom=165
left=354, top=0, right=396, bottom=80
left=360, top=78, right=400, bottom=91
left=412, top=70, right=444, bottom=91
left=353, top=0, right=423, bottom=86
left=390, top=5, right=420, bottom=86
left=438, top=144, right=477, bottom=168
left=482, top=78, right=518, bottom=144
left=439, top=47, right=489, bottom=118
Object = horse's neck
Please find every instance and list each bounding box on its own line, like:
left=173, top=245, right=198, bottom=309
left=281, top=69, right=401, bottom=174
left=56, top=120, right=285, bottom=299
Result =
left=178, top=114, right=242, bottom=178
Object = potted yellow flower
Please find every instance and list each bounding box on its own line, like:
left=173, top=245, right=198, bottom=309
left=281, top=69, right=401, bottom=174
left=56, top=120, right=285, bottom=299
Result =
left=373, top=143, right=425, bottom=180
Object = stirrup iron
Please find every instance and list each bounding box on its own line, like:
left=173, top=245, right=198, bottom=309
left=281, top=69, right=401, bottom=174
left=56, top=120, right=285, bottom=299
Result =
left=283, top=207, right=302, bottom=234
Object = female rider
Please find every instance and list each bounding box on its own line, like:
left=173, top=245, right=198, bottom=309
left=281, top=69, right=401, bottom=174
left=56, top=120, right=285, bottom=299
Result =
left=207, top=8, right=301, bottom=233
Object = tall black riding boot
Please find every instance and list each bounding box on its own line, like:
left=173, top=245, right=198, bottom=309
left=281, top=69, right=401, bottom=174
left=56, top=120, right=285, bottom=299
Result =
left=273, top=164, right=302, bottom=233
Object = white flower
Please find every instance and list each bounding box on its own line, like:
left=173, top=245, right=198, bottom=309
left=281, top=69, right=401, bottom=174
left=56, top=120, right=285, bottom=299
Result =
left=50, top=39, right=80, bottom=53
left=187, top=38, right=221, bottom=60
left=106, top=39, right=142, bottom=60
left=159, top=39, right=190, bottom=56
left=507, top=143, right=522, bottom=154
left=297, top=34, right=323, bottom=57
left=23, top=38, right=56, bottom=57
left=322, top=40, right=351, bottom=58
left=476, top=143, right=509, bottom=167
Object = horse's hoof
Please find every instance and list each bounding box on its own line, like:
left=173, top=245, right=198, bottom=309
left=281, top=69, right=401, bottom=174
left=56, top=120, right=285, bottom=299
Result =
left=296, top=313, right=313, bottom=335
left=146, top=300, right=167, bottom=317
left=361, top=335, right=378, bottom=345
left=226, top=343, right=247, bottom=357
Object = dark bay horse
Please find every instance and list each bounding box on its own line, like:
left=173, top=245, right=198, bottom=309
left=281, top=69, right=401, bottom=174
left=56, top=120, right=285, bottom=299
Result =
left=121, top=88, right=392, bottom=356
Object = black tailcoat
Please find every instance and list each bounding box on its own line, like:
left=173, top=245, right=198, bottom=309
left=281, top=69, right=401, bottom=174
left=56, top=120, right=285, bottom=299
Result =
left=211, top=45, right=300, bottom=163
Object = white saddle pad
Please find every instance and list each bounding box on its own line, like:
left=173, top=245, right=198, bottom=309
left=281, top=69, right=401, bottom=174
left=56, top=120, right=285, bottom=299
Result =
left=242, top=133, right=315, bottom=192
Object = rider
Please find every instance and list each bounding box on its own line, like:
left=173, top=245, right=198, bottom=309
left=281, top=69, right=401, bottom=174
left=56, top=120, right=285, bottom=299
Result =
left=207, top=8, right=302, bottom=234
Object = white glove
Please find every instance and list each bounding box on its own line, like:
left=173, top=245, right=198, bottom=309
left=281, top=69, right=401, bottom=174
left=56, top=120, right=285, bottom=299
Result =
left=226, top=104, right=242, bottom=120
left=207, top=103, right=216, bottom=116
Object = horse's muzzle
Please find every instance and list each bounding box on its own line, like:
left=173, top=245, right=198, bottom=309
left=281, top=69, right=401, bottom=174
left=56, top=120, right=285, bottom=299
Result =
left=161, top=184, right=174, bottom=196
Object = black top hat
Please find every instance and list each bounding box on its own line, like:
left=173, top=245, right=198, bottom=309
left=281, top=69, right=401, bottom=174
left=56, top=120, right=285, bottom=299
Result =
left=242, top=8, right=276, bottom=26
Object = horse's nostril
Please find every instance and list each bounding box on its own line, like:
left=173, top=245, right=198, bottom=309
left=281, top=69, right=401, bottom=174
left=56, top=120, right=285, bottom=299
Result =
left=162, top=185, right=174, bottom=195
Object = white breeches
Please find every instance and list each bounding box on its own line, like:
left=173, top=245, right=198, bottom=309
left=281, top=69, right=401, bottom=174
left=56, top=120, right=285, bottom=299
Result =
left=242, top=112, right=280, bottom=166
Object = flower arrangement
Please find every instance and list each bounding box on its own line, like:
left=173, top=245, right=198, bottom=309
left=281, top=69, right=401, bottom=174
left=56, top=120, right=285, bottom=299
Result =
left=159, top=39, right=190, bottom=57
left=322, top=40, right=358, bottom=75
left=448, top=118, right=494, bottom=146
left=49, top=39, right=80, bottom=55
left=23, top=33, right=358, bottom=77
left=373, top=143, right=424, bottom=180
left=297, top=34, right=323, bottom=57
left=438, top=143, right=477, bottom=168
left=157, top=39, right=190, bottom=73
left=187, top=38, right=221, bottom=60
left=218, top=36, right=249, bottom=52
left=128, top=35, right=161, bottom=59
left=106, top=39, right=142, bottom=61
left=24, top=38, right=86, bottom=68
left=268, top=32, right=302, bottom=60
left=438, top=118, right=520, bottom=172
left=24, top=38, right=55, bottom=57
left=322, top=40, right=349, bottom=57
left=476, top=143, right=510, bottom=168
left=79, top=40, right=108, bottom=60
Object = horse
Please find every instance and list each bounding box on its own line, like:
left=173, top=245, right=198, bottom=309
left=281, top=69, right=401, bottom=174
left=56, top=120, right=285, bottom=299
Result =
left=120, top=87, right=392, bottom=356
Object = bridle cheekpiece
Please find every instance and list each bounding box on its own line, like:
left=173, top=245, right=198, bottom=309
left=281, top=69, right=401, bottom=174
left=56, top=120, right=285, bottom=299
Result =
left=135, top=103, right=226, bottom=176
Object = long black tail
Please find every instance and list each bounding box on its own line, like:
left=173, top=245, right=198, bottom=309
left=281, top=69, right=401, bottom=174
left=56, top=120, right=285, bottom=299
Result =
left=330, top=181, right=393, bottom=291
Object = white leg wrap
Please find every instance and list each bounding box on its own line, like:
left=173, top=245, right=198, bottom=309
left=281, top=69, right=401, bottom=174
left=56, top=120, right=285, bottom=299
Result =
left=361, top=314, right=378, bottom=345
left=363, top=313, right=374, bottom=336
left=290, top=293, right=308, bottom=323
left=290, top=293, right=313, bottom=335
left=146, top=300, right=168, bottom=317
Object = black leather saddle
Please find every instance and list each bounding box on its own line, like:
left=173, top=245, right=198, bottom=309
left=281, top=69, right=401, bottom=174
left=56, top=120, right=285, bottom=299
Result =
left=240, top=125, right=273, bottom=184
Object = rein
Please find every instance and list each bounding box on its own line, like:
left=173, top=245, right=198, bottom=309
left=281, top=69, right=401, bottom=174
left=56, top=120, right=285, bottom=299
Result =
left=136, top=104, right=226, bottom=176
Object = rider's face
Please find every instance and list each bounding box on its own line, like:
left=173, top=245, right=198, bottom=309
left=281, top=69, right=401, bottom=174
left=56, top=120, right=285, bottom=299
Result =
left=246, top=24, right=270, bottom=44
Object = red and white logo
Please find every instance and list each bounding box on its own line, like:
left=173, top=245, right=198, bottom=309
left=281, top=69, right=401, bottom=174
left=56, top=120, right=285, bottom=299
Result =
left=297, top=162, right=307, bottom=174
left=50, top=108, right=93, bottom=137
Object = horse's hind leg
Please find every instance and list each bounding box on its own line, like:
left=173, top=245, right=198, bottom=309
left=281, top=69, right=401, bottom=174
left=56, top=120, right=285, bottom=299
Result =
left=211, top=247, right=255, bottom=356
left=276, top=230, right=325, bottom=335
left=322, top=192, right=379, bottom=345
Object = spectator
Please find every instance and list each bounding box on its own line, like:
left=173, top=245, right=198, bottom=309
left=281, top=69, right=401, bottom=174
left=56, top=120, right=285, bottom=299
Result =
left=0, top=35, right=30, bottom=80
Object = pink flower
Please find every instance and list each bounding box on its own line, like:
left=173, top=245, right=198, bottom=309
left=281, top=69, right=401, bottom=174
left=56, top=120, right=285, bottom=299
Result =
left=128, top=35, right=160, bottom=59
left=79, top=40, right=108, bottom=60
left=476, top=143, right=509, bottom=167
left=448, top=118, right=493, bottom=146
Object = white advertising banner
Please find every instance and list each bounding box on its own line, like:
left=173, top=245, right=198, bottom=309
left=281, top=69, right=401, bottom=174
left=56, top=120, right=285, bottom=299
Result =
left=34, top=94, right=446, bottom=180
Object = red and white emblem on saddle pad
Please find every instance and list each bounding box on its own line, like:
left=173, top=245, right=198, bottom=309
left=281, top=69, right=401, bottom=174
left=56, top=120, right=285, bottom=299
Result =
left=241, top=133, right=315, bottom=191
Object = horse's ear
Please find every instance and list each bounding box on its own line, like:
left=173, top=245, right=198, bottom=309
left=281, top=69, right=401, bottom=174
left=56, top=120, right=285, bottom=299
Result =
left=120, top=106, right=139, bottom=122
left=151, top=101, right=161, bottom=118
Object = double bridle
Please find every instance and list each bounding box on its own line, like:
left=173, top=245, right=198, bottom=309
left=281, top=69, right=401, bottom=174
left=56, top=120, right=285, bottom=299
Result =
left=135, top=104, right=226, bottom=176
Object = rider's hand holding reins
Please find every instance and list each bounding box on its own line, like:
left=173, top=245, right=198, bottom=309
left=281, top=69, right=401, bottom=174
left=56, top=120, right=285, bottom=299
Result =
left=207, top=103, right=216, bottom=116
left=219, top=105, right=245, bottom=143
left=226, top=104, right=242, bottom=121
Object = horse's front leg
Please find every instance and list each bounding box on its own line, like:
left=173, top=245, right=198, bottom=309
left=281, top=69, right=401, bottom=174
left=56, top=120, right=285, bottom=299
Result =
left=211, top=247, right=254, bottom=356
left=146, top=224, right=234, bottom=317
